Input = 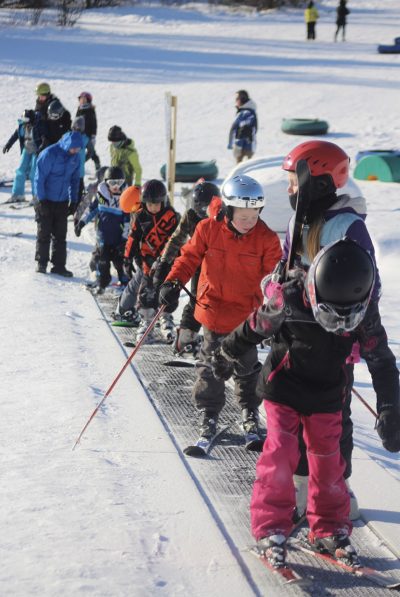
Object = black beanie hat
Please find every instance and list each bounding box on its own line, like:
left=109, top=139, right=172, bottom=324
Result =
left=108, top=125, right=126, bottom=142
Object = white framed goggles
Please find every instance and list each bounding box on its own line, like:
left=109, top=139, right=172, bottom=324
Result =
left=107, top=179, right=125, bottom=187
left=311, top=299, right=369, bottom=333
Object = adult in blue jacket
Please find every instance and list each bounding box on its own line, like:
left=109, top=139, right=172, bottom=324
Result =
left=34, top=131, right=82, bottom=276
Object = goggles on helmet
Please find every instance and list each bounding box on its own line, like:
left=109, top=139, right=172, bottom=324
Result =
left=107, top=179, right=125, bottom=188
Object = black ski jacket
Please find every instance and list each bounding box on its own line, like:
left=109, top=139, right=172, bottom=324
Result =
left=222, top=273, right=399, bottom=416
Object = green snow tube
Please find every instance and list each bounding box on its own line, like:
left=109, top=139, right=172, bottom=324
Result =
left=354, top=153, right=400, bottom=182
left=281, top=118, right=329, bottom=136
left=160, top=160, right=218, bottom=183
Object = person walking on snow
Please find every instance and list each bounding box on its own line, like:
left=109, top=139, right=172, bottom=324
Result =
left=228, top=90, right=258, bottom=164
left=276, top=140, right=382, bottom=521
left=75, top=166, right=129, bottom=294
left=113, top=179, right=180, bottom=343
left=158, top=175, right=282, bottom=444
left=152, top=180, right=222, bottom=357
left=108, top=125, right=142, bottom=187
left=2, top=109, right=44, bottom=203
left=305, top=1, right=319, bottom=40
left=212, top=238, right=400, bottom=570
left=34, top=130, right=82, bottom=276
left=335, top=0, right=350, bottom=42
left=76, top=91, right=101, bottom=172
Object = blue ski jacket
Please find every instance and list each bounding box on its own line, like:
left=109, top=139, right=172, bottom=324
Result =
left=228, top=99, right=258, bottom=152
left=34, top=131, right=82, bottom=203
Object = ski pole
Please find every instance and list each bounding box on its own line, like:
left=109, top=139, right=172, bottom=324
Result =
left=351, top=387, right=378, bottom=420
left=72, top=304, right=166, bottom=450
left=178, top=282, right=209, bottom=310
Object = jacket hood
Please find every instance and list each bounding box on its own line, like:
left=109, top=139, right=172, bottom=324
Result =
left=328, top=194, right=367, bottom=217
left=240, top=99, right=257, bottom=112
left=58, top=131, right=83, bottom=152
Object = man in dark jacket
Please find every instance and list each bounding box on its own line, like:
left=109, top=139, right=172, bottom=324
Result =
left=34, top=131, right=82, bottom=276
left=34, top=83, right=71, bottom=152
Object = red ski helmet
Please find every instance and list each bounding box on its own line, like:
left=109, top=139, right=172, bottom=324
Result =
left=282, top=141, right=350, bottom=189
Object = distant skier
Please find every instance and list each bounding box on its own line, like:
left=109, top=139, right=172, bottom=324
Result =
left=75, top=166, right=129, bottom=294
left=227, top=90, right=258, bottom=164
left=107, top=125, right=142, bottom=187
left=213, top=238, right=400, bottom=570
left=76, top=91, right=101, bottom=172
left=305, top=1, right=319, bottom=40
left=158, top=175, right=282, bottom=445
left=335, top=0, right=350, bottom=42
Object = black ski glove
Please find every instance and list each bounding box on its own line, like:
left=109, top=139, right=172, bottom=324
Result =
left=3, top=143, right=11, bottom=154
left=211, top=346, right=235, bottom=381
left=159, top=280, right=181, bottom=307
left=74, top=221, right=85, bottom=237
left=377, top=407, right=400, bottom=453
left=68, top=202, right=78, bottom=216
left=152, top=259, right=170, bottom=289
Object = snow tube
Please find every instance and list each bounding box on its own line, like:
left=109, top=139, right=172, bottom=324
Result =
left=281, top=118, right=329, bottom=136
left=160, top=160, right=218, bottom=183
left=395, top=37, right=400, bottom=45
left=354, top=154, right=400, bottom=182
left=355, top=149, right=400, bottom=163
left=377, top=44, right=400, bottom=54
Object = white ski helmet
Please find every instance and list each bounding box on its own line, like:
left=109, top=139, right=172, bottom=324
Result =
left=221, top=175, right=265, bottom=210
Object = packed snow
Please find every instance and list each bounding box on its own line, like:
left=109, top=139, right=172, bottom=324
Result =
left=0, top=1, right=399, bottom=595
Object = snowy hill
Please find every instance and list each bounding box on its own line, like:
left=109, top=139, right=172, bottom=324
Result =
left=1, top=1, right=400, bottom=595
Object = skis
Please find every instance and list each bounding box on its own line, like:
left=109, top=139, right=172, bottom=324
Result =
left=162, top=357, right=196, bottom=367
left=290, top=529, right=400, bottom=590
left=183, top=425, right=228, bottom=457
left=9, top=202, right=31, bottom=210
left=111, top=320, right=139, bottom=328
left=286, top=159, right=312, bottom=275
left=0, top=178, right=13, bottom=189
left=243, top=430, right=264, bottom=452
left=248, top=546, right=310, bottom=586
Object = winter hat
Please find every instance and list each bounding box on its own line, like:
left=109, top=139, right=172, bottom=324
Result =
left=36, top=82, right=51, bottom=96
left=108, top=125, right=127, bottom=142
left=72, top=116, right=85, bottom=133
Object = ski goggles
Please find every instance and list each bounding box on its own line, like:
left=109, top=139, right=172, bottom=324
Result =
left=107, top=179, right=125, bottom=188
left=311, top=299, right=369, bottom=333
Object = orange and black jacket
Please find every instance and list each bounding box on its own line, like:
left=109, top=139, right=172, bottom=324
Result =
left=124, top=204, right=180, bottom=275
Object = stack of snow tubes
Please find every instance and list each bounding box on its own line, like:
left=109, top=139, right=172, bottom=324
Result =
left=377, top=36, right=400, bottom=54
left=354, top=150, right=400, bottom=182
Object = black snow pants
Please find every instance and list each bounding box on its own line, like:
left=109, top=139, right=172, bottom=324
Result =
left=35, top=200, right=69, bottom=267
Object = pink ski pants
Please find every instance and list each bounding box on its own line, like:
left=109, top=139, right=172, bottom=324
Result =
left=251, top=401, right=351, bottom=540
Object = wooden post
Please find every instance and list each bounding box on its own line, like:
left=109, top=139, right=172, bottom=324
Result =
left=165, top=92, right=177, bottom=205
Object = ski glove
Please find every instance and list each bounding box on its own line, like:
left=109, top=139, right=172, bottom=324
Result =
left=377, top=407, right=400, bottom=453
left=74, top=221, right=85, bottom=237
left=68, top=202, right=78, bottom=216
left=158, top=280, right=181, bottom=307
left=3, top=143, right=11, bottom=154
left=211, top=346, right=235, bottom=381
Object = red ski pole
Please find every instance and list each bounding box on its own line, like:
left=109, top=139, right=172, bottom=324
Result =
left=351, top=387, right=378, bottom=420
left=72, top=304, right=166, bottom=450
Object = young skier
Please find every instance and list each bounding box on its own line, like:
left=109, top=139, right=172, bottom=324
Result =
left=227, top=90, right=258, bottom=163
left=213, top=238, right=400, bottom=568
left=74, top=166, right=129, bottom=294
left=108, top=125, right=142, bottom=187
left=152, top=180, right=222, bottom=357
left=76, top=91, right=101, bottom=171
left=158, top=174, right=282, bottom=443
left=113, top=179, right=180, bottom=342
left=278, top=140, right=382, bottom=520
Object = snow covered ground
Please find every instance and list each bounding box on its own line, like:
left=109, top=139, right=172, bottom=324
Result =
left=0, top=1, right=400, bottom=595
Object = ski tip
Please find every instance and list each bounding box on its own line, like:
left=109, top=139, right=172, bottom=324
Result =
left=183, top=445, right=207, bottom=457
left=245, top=439, right=265, bottom=452
left=163, top=360, right=196, bottom=368
left=123, top=341, right=136, bottom=348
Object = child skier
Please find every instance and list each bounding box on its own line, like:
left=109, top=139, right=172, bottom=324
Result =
left=74, top=166, right=129, bottom=294
left=108, top=125, right=142, bottom=187
left=212, top=238, right=400, bottom=568
left=152, top=180, right=222, bottom=357
left=158, top=174, right=282, bottom=443
left=113, top=179, right=180, bottom=342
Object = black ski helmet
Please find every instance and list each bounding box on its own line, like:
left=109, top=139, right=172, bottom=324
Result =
left=108, top=125, right=126, bottom=142
left=22, top=109, right=35, bottom=125
left=306, top=238, right=375, bottom=333
left=47, top=99, right=65, bottom=121
left=142, top=179, right=167, bottom=204
left=103, top=166, right=126, bottom=193
left=191, top=181, right=221, bottom=217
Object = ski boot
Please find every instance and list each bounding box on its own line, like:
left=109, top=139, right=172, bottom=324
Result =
left=256, top=534, right=287, bottom=569
left=241, top=407, right=260, bottom=435
left=159, top=312, right=176, bottom=344
left=307, top=532, right=361, bottom=567
left=199, top=410, right=219, bottom=439
left=112, top=307, right=141, bottom=326
left=136, top=308, right=156, bottom=343
left=173, top=327, right=202, bottom=357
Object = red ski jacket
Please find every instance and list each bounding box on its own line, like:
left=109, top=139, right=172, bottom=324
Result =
left=166, top=216, right=282, bottom=333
